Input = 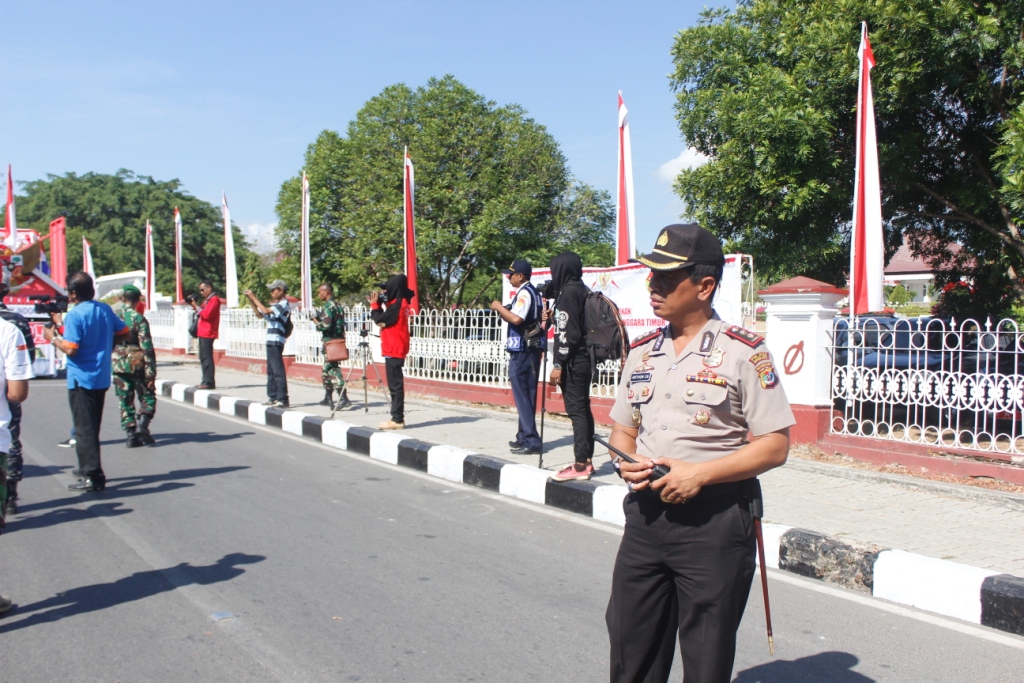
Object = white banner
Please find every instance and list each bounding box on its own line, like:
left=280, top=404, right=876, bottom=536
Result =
left=501, top=259, right=748, bottom=343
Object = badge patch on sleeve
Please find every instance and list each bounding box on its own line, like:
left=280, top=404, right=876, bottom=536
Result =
left=724, top=325, right=764, bottom=348
left=755, top=361, right=779, bottom=389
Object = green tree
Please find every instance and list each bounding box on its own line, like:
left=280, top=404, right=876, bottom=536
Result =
left=669, top=0, right=1024, bottom=313
left=6, top=169, right=252, bottom=299
left=276, top=75, right=609, bottom=309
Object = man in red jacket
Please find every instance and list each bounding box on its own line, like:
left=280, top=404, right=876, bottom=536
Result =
left=370, top=274, right=414, bottom=430
left=190, top=280, right=221, bottom=389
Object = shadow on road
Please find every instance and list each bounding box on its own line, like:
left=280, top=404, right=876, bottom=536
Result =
left=0, top=552, right=265, bottom=633
left=3, top=502, right=132, bottom=534
left=404, top=415, right=483, bottom=430
left=95, top=430, right=253, bottom=447
left=733, top=651, right=874, bottom=682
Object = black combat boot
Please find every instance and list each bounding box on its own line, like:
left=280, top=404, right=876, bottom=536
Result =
left=137, top=414, right=156, bottom=445
left=5, top=481, right=16, bottom=515
left=335, top=388, right=352, bottom=410
left=318, top=389, right=333, bottom=406
left=126, top=427, right=142, bottom=448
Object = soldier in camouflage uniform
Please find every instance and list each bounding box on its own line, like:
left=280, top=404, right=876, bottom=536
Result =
left=313, top=283, right=351, bottom=410
left=113, top=285, right=157, bottom=447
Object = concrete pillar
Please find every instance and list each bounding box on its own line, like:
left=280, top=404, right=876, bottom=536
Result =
left=758, top=277, right=847, bottom=442
left=171, top=304, right=192, bottom=354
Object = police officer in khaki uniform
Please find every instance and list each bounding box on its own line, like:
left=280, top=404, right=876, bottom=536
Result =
left=605, top=223, right=795, bottom=683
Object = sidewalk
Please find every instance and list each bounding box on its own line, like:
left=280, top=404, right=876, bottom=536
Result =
left=157, top=356, right=1024, bottom=577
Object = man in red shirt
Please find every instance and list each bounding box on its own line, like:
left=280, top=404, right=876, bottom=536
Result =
left=370, top=274, right=414, bottom=430
left=190, top=280, right=221, bottom=389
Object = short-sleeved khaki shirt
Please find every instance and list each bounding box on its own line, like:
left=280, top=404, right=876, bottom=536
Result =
left=609, top=313, right=795, bottom=464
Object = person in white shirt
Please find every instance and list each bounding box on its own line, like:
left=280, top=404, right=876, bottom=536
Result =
left=0, top=316, right=34, bottom=615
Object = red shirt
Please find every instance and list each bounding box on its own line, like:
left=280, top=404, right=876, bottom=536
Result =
left=198, top=295, right=221, bottom=339
left=372, top=299, right=411, bottom=359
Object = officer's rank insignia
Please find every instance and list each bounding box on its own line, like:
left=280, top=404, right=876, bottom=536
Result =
left=653, top=330, right=666, bottom=352
left=632, top=406, right=642, bottom=426
left=699, top=331, right=714, bottom=353
left=704, top=347, right=725, bottom=368
left=724, top=325, right=765, bottom=348
left=694, top=409, right=711, bottom=425
left=685, top=373, right=728, bottom=387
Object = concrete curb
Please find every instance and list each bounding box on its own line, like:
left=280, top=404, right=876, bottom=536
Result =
left=157, top=378, right=1024, bottom=638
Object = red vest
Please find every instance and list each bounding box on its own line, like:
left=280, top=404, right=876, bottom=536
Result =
left=377, top=299, right=411, bottom=359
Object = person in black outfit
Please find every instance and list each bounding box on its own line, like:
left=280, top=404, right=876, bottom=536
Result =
left=547, top=252, right=595, bottom=481
left=0, top=274, right=34, bottom=514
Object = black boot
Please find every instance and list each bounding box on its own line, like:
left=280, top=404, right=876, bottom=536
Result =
left=137, top=414, right=156, bottom=445
left=4, top=481, right=16, bottom=515
left=319, top=389, right=333, bottom=407
left=126, top=427, right=142, bottom=448
left=335, top=388, right=352, bottom=410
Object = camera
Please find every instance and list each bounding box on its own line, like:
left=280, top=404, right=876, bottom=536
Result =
left=30, top=295, right=69, bottom=315
left=535, top=280, right=554, bottom=298
left=185, top=293, right=198, bottom=304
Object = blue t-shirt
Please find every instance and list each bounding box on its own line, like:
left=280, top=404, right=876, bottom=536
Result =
left=62, top=300, right=127, bottom=390
left=265, top=300, right=290, bottom=346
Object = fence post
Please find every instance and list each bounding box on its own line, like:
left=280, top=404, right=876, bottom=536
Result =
left=171, top=303, right=192, bottom=354
left=757, top=277, right=847, bottom=443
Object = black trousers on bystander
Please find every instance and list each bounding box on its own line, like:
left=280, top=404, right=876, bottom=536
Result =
left=68, top=385, right=107, bottom=484
left=561, top=354, right=594, bottom=464
left=198, top=337, right=216, bottom=387
left=384, top=357, right=405, bottom=424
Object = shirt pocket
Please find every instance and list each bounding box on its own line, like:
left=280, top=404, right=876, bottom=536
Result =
left=681, top=383, right=729, bottom=430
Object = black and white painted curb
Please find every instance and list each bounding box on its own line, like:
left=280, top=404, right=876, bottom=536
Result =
left=158, top=379, right=1024, bottom=638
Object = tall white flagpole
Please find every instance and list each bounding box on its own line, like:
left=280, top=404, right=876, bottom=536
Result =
left=300, top=172, right=312, bottom=310
left=174, top=207, right=184, bottom=302
left=83, top=237, right=94, bottom=277
left=615, top=92, right=636, bottom=265
left=222, top=193, right=239, bottom=308
left=145, top=220, right=156, bottom=308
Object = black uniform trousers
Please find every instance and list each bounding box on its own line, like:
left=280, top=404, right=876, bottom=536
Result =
left=5, top=400, right=22, bottom=481
left=198, top=336, right=216, bottom=387
left=561, top=354, right=594, bottom=464
left=385, top=357, right=405, bottom=423
left=266, top=343, right=288, bottom=403
left=607, top=488, right=756, bottom=683
left=68, top=386, right=107, bottom=484
left=508, top=349, right=541, bottom=450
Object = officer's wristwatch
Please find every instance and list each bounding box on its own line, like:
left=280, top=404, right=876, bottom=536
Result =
left=552, top=363, right=562, bottom=370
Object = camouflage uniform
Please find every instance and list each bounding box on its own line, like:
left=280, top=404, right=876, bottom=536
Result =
left=316, top=298, right=347, bottom=391
left=113, top=307, right=157, bottom=430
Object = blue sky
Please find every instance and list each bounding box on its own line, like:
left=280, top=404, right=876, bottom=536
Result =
left=2, top=0, right=712, bottom=256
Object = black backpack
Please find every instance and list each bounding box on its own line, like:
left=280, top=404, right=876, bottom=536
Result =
left=584, top=291, right=628, bottom=368
left=282, top=310, right=294, bottom=338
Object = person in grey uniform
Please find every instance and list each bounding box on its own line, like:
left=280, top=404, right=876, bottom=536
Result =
left=605, top=223, right=795, bottom=683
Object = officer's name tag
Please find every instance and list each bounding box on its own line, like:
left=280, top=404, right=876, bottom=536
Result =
left=630, top=372, right=652, bottom=383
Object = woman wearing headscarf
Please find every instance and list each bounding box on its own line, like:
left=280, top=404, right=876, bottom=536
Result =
left=370, top=274, right=415, bottom=429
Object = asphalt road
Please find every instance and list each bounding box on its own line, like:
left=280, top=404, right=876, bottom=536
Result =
left=1, top=378, right=1022, bottom=682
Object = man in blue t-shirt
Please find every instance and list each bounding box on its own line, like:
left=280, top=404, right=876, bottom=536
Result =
left=44, top=272, right=128, bottom=492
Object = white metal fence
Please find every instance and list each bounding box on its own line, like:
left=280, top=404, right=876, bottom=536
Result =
left=831, top=316, right=1024, bottom=456
left=148, top=308, right=176, bottom=351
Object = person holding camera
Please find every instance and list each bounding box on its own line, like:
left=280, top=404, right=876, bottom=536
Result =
left=546, top=251, right=596, bottom=482
left=245, top=280, right=291, bottom=408
left=113, top=285, right=157, bottom=448
left=370, top=273, right=414, bottom=430
left=605, top=224, right=793, bottom=683
left=0, top=271, right=35, bottom=515
left=313, top=283, right=350, bottom=410
left=44, top=272, right=129, bottom=492
left=490, top=259, right=545, bottom=455
left=189, top=279, right=221, bottom=390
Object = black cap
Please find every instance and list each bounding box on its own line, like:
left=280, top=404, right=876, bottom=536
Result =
left=501, top=259, right=532, bottom=279
left=631, top=223, right=724, bottom=271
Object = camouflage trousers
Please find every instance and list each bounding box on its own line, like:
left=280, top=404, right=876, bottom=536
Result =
left=114, top=372, right=156, bottom=431
left=322, top=360, right=347, bottom=391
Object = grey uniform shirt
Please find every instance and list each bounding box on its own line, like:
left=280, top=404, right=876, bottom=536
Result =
left=609, top=313, right=796, bottom=464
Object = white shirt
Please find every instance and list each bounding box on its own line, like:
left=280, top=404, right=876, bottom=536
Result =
left=0, top=318, right=34, bottom=453
left=509, top=287, right=534, bottom=321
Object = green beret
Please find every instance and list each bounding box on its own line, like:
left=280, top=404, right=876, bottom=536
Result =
left=123, top=284, right=142, bottom=296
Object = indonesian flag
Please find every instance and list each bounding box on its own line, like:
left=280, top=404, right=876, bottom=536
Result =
left=145, top=220, right=156, bottom=307
left=222, top=193, right=239, bottom=308
left=83, top=237, right=95, bottom=277
left=173, top=207, right=184, bottom=302
left=615, top=92, right=636, bottom=265
left=49, top=217, right=68, bottom=289
left=4, top=165, right=19, bottom=252
left=300, top=172, right=313, bottom=310
left=403, top=148, right=420, bottom=313
left=850, top=22, right=885, bottom=315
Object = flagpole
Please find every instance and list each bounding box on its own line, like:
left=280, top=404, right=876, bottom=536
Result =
left=83, top=237, right=94, bottom=277
left=300, top=172, right=312, bottom=310
left=616, top=92, right=636, bottom=265
left=145, top=220, right=156, bottom=309
left=403, top=148, right=420, bottom=313
left=174, top=208, right=184, bottom=302
left=222, top=193, right=239, bottom=308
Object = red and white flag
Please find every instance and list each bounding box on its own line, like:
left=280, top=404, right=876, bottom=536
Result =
left=222, top=193, right=239, bottom=308
left=145, top=220, right=156, bottom=308
left=403, top=148, right=420, bottom=313
left=173, top=207, right=184, bottom=302
left=4, top=164, right=20, bottom=251
left=49, top=217, right=68, bottom=289
left=850, top=22, right=885, bottom=315
left=615, top=92, right=636, bottom=265
left=300, top=172, right=313, bottom=310
left=83, top=237, right=95, bottom=277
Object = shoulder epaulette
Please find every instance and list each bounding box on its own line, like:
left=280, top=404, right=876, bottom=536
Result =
left=630, top=327, right=664, bottom=349
left=723, top=325, right=764, bottom=349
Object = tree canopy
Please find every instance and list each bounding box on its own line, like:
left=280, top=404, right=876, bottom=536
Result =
left=8, top=169, right=250, bottom=298
left=670, top=0, right=1024, bottom=315
left=275, top=75, right=614, bottom=309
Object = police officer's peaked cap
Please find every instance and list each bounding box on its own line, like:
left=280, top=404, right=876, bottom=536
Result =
left=123, top=284, right=142, bottom=296
left=501, top=259, right=532, bottom=279
left=632, top=223, right=725, bottom=271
